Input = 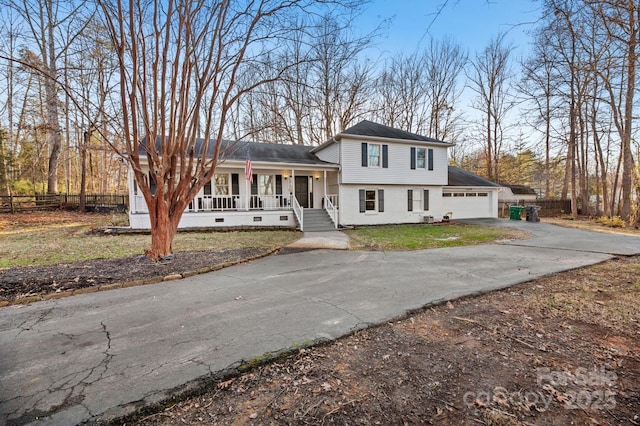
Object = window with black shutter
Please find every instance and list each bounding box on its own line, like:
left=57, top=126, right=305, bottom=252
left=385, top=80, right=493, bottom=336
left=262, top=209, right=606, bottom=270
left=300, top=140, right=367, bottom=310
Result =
left=410, top=147, right=416, bottom=169
left=361, top=143, right=368, bottom=167
left=382, top=144, right=388, bottom=168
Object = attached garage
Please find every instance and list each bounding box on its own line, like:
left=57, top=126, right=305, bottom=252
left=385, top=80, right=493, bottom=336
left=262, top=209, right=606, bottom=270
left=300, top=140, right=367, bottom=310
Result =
left=442, top=166, right=501, bottom=219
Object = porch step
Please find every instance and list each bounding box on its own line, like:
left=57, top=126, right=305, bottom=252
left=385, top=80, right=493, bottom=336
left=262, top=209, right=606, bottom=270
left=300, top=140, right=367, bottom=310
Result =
left=301, top=209, right=336, bottom=232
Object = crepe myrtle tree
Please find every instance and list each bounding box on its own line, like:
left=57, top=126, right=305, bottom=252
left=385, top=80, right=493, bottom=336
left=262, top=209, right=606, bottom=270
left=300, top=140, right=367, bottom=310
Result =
left=98, top=0, right=359, bottom=260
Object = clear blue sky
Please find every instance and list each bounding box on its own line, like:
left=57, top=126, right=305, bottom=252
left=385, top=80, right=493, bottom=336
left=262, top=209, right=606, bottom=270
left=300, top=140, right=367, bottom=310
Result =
left=360, top=0, right=542, bottom=59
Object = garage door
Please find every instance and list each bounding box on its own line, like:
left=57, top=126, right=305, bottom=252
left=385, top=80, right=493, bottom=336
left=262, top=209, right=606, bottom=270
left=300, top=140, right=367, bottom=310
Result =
left=441, top=190, right=495, bottom=219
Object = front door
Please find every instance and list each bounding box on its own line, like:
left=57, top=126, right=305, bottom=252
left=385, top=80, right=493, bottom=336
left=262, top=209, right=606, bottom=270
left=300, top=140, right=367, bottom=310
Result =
left=295, top=176, right=309, bottom=208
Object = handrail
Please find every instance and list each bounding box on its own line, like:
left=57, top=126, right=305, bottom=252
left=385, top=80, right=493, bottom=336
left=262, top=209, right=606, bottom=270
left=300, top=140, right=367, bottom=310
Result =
left=292, top=195, right=303, bottom=231
left=324, top=196, right=338, bottom=228
left=184, top=194, right=290, bottom=212
left=326, top=194, right=338, bottom=207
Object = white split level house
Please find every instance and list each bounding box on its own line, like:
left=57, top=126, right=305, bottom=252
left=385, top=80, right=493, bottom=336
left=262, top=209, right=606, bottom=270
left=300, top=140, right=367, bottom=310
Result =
left=128, top=120, right=502, bottom=231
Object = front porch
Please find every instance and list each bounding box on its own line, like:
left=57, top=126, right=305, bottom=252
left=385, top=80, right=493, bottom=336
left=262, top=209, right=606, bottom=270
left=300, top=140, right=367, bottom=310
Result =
left=128, top=166, right=340, bottom=231
left=129, top=194, right=339, bottom=230
left=129, top=149, right=338, bottom=230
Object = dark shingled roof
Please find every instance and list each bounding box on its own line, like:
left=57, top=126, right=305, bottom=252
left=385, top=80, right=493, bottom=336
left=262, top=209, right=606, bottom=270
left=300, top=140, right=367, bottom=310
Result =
left=504, top=184, right=537, bottom=195
left=340, top=120, right=450, bottom=144
left=223, top=141, right=332, bottom=165
left=447, top=166, right=501, bottom=187
left=139, top=137, right=334, bottom=166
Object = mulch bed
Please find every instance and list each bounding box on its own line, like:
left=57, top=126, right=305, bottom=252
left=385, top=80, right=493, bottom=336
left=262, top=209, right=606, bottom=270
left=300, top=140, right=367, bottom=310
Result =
left=0, top=248, right=268, bottom=303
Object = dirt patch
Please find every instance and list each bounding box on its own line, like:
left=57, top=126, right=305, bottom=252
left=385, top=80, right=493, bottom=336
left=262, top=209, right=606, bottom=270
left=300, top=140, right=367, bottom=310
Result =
left=0, top=248, right=269, bottom=302
left=543, top=217, right=640, bottom=236
left=128, top=256, right=640, bottom=426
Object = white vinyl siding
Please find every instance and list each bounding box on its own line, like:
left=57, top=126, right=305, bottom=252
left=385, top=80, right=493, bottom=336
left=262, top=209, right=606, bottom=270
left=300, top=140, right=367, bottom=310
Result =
left=314, top=142, right=339, bottom=164
left=341, top=137, right=448, bottom=185
left=340, top=185, right=443, bottom=226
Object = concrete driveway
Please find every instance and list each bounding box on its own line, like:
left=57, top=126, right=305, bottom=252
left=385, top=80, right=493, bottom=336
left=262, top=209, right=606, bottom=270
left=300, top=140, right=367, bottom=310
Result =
left=1, top=220, right=639, bottom=425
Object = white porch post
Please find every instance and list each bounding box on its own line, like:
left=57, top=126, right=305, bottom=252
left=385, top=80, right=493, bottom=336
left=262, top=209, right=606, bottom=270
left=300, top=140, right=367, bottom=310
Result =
left=291, top=169, right=295, bottom=204
left=323, top=170, right=327, bottom=207
left=245, top=174, right=250, bottom=211
left=128, top=167, right=135, bottom=213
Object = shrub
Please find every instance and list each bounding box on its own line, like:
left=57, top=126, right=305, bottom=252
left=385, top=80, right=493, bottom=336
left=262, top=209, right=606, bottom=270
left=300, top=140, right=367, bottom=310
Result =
left=10, top=179, right=34, bottom=195
left=596, top=216, right=626, bottom=228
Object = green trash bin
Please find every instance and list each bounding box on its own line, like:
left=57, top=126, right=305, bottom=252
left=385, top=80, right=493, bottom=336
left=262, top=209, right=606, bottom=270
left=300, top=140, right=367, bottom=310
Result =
left=509, top=205, right=524, bottom=220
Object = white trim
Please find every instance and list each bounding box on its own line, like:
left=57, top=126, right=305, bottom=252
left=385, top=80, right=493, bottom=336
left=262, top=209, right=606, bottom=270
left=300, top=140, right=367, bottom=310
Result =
left=336, top=133, right=455, bottom=147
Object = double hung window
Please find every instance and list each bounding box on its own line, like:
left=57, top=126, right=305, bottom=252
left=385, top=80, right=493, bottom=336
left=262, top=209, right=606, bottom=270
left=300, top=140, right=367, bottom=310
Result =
left=411, top=147, right=434, bottom=171
left=359, top=189, right=385, bottom=213
left=361, top=143, right=388, bottom=168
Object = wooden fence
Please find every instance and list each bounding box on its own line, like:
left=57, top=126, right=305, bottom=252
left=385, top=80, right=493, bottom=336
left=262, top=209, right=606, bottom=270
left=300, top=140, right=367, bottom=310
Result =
left=499, top=199, right=571, bottom=218
left=0, top=194, right=128, bottom=213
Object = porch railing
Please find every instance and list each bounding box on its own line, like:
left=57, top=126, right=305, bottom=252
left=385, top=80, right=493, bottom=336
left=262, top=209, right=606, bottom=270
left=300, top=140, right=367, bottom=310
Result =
left=184, top=194, right=291, bottom=212
left=324, top=195, right=338, bottom=228
left=292, top=196, right=303, bottom=230
left=132, top=194, right=293, bottom=214
left=326, top=194, right=339, bottom=208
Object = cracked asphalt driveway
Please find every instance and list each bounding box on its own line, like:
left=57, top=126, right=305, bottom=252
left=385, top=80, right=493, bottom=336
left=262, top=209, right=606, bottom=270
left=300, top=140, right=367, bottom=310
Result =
left=1, top=220, right=639, bottom=425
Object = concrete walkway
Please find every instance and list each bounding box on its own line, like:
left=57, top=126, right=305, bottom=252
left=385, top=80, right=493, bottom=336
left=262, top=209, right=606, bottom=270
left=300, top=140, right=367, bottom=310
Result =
left=1, top=221, right=639, bottom=425
left=286, top=230, right=350, bottom=250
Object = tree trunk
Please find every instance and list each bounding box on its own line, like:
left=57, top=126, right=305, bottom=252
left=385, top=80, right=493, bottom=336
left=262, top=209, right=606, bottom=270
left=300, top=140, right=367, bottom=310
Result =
left=593, top=120, right=609, bottom=217
left=147, top=196, right=182, bottom=260
left=45, top=8, right=61, bottom=195
left=578, top=103, right=590, bottom=216
left=0, top=131, right=8, bottom=196
left=486, top=108, right=492, bottom=180
left=545, top=83, right=551, bottom=198
left=620, top=2, right=637, bottom=221
left=79, top=131, right=89, bottom=212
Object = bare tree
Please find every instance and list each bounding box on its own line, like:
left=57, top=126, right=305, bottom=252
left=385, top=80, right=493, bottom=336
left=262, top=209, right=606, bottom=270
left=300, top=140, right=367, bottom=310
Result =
left=309, top=15, right=379, bottom=143
left=543, top=1, right=585, bottom=217
left=2, top=0, right=92, bottom=194
left=519, top=29, right=562, bottom=198
left=372, top=52, right=430, bottom=133
left=0, top=11, right=21, bottom=196
left=99, top=0, right=358, bottom=259
left=467, top=33, right=515, bottom=181
left=424, top=38, right=467, bottom=142
left=372, top=38, right=465, bottom=142
left=586, top=0, right=639, bottom=224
